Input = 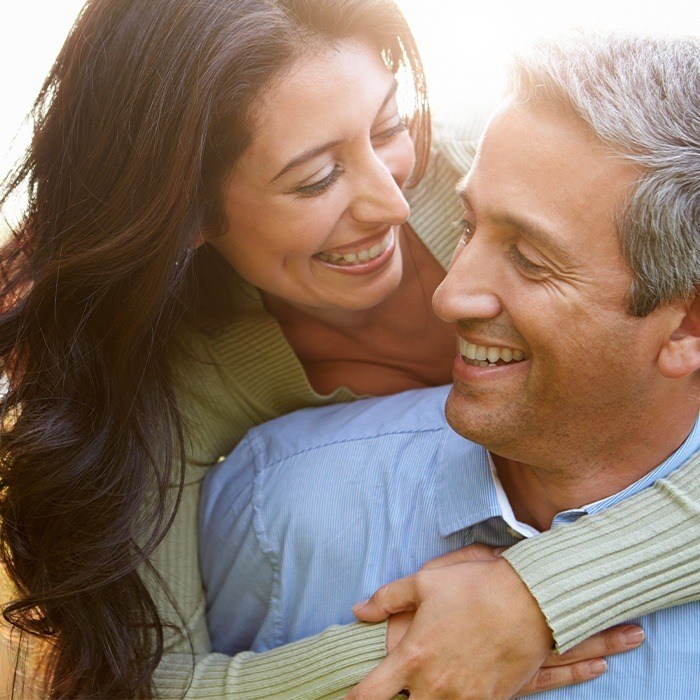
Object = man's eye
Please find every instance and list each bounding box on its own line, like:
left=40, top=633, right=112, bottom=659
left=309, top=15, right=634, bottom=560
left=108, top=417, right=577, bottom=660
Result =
left=295, top=166, right=343, bottom=197
left=509, top=245, right=546, bottom=275
left=454, top=219, right=475, bottom=242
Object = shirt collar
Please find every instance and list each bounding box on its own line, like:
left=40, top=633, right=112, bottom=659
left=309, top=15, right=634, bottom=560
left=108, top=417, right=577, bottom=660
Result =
left=435, top=428, right=498, bottom=537
left=435, top=413, right=700, bottom=538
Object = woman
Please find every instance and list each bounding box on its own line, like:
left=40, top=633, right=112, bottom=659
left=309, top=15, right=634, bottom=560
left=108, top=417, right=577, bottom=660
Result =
left=0, top=0, right=697, bottom=697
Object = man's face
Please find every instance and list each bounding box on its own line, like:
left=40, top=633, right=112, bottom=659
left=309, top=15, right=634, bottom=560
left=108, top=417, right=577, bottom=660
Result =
left=433, top=101, right=682, bottom=466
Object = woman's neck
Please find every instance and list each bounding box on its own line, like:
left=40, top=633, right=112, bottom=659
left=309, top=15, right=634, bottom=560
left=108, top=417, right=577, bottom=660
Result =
left=261, top=226, right=455, bottom=396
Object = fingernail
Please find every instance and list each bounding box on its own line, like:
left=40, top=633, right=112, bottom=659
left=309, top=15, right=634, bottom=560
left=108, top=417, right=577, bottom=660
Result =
left=493, top=547, right=506, bottom=556
left=352, top=599, right=368, bottom=613
left=622, top=626, right=645, bottom=646
left=589, top=659, right=607, bottom=675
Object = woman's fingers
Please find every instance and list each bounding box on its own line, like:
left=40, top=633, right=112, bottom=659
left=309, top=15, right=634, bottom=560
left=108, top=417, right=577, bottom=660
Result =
left=353, top=545, right=503, bottom=621
left=516, top=659, right=609, bottom=696
left=344, top=651, right=406, bottom=700
left=352, top=574, right=422, bottom=622
left=542, top=625, right=645, bottom=667
left=350, top=559, right=553, bottom=698
left=516, top=625, right=646, bottom=696
left=350, top=561, right=646, bottom=699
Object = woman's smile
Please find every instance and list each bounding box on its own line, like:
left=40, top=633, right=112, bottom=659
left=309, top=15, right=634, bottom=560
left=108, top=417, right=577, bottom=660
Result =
left=313, top=227, right=397, bottom=274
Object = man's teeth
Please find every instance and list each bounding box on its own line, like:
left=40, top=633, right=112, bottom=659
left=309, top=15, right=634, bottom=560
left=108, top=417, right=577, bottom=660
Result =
left=316, top=232, right=392, bottom=265
left=459, top=337, right=525, bottom=367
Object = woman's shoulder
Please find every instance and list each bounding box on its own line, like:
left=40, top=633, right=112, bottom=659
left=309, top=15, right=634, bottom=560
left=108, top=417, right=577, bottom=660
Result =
left=407, top=97, right=501, bottom=269
left=171, top=302, right=351, bottom=469
left=171, top=317, right=288, bottom=467
left=430, top=97, right=501, bottom=173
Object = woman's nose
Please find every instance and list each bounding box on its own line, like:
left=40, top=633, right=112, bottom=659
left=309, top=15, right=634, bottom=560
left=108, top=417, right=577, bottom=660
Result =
left=350, top=146, right=413, bottom=226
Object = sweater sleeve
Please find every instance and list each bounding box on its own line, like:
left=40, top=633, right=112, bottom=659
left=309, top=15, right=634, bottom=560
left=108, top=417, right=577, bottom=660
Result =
left=152, top=623, right=387, bottom=699
left=502, top=450, right=700, bottom=652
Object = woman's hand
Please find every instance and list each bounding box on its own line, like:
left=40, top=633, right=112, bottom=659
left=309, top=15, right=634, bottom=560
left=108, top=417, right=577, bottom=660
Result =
left=347, top=545, right=644, bottom=699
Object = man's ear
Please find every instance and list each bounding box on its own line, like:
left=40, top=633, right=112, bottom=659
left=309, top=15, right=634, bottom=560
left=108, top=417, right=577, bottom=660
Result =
left=193, top=232, right=205, bottom=249
left=658, top=292, right=700, bottom=379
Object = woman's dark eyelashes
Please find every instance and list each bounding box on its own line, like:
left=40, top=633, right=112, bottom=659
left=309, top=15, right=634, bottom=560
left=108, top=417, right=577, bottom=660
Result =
left=295, top=165, right=343, bottom=197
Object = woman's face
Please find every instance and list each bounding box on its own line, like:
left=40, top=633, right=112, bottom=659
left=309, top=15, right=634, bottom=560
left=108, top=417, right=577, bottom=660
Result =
left=208, top=37, right=416, bottom=315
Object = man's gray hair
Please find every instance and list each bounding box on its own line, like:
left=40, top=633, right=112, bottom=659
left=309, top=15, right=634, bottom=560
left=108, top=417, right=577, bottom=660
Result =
left=508, top=31, right=700, bottom=316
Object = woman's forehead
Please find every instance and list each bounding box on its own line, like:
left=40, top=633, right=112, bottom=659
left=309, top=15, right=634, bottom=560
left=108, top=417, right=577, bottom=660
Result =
left=247, top=38, right=396, bottom=155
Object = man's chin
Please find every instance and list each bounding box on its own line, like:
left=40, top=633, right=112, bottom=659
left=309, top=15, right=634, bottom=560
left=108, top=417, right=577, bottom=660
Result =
left=444, top=385, right=519, bottom=452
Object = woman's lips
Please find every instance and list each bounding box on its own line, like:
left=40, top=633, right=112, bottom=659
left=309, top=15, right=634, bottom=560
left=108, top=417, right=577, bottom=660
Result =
left=315, top=229, right=393, bottom=264
left=313, top=229, right=397, bottom=274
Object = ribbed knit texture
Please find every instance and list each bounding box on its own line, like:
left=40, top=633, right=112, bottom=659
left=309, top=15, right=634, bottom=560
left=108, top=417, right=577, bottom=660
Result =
left=503, top=453, right=700, bottom=652
left=152, top=623, right=388, bottom=699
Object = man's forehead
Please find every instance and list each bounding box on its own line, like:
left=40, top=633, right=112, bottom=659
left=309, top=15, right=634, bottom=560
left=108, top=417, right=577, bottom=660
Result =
left=457, top=101, right=641, bottom=258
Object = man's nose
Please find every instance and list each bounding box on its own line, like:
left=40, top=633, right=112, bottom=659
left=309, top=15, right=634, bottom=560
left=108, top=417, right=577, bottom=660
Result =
left=432, top=236, right=503, bottom=323
left=349, top=152, right=411, bottom=226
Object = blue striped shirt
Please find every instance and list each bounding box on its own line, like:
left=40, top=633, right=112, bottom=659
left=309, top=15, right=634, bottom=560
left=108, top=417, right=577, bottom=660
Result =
left=200, top=385, right=700, bottom=699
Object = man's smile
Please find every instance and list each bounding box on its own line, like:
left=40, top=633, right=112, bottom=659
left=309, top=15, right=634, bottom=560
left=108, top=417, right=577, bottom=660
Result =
left=459, top=336, right=526, bottom=367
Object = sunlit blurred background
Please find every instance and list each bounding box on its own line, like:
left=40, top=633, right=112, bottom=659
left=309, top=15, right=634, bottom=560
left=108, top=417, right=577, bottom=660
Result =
left=0, top=0, right=698, bottom=227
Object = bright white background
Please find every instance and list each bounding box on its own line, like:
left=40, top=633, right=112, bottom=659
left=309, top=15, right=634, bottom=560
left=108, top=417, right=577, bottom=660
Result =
left=400, top=0, right=698, bottom=108
left=0, top=0, right=698, bottom=222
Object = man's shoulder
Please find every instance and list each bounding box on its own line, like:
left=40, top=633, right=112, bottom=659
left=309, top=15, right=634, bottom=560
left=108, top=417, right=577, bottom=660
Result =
left=245, top=384, right=453, bottom=467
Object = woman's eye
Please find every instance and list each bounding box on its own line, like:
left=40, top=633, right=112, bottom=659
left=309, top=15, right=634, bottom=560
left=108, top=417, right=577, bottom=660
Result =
left=509, top=245, right=547, bottom=276
left=371, top=120, right=408, bottom=142
left=295, top=166, right=343, bottom=197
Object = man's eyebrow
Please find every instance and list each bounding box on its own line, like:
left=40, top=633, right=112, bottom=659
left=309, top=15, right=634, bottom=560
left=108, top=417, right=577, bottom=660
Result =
left=457, top=185, right=577, bottom=266
left=270, top=81, right=399, bottom=184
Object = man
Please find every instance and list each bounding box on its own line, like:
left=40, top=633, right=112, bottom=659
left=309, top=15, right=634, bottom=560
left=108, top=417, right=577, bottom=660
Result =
left=200, top=32, right=700, bottom=698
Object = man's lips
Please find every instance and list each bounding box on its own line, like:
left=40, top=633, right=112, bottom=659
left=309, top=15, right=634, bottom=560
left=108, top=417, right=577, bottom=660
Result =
left=458, top=336, right=527, bottom=367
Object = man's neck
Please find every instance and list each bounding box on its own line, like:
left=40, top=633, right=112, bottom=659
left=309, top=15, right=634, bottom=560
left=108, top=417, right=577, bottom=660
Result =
left=492, top=412, right=698, bottom=532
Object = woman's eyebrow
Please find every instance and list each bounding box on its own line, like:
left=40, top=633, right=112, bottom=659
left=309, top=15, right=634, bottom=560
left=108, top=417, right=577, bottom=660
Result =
left=270, top=81, right=399, bottom=184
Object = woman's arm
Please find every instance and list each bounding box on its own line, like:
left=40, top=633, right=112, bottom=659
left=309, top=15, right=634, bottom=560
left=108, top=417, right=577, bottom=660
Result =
left=350, top=450, right=699, bottom=698
left=151, top=471, right=639, bottom=700
left=503, top=450, right=700, bottom=651
left=152, top=624, right=386, bottom=699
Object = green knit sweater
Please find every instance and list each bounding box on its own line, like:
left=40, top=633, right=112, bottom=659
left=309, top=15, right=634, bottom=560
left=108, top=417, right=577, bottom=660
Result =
left=148, top=104, right=700, bottom=698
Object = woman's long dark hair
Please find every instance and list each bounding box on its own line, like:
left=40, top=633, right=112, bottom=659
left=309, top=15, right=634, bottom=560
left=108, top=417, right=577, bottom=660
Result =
left=0, top=0, right=429, bottom=696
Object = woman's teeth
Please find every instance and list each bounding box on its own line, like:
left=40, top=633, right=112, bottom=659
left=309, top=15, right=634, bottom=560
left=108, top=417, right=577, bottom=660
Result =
left=459, top=337, right=525, bottom=367
left=316, top=232, right=392, bottom=266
